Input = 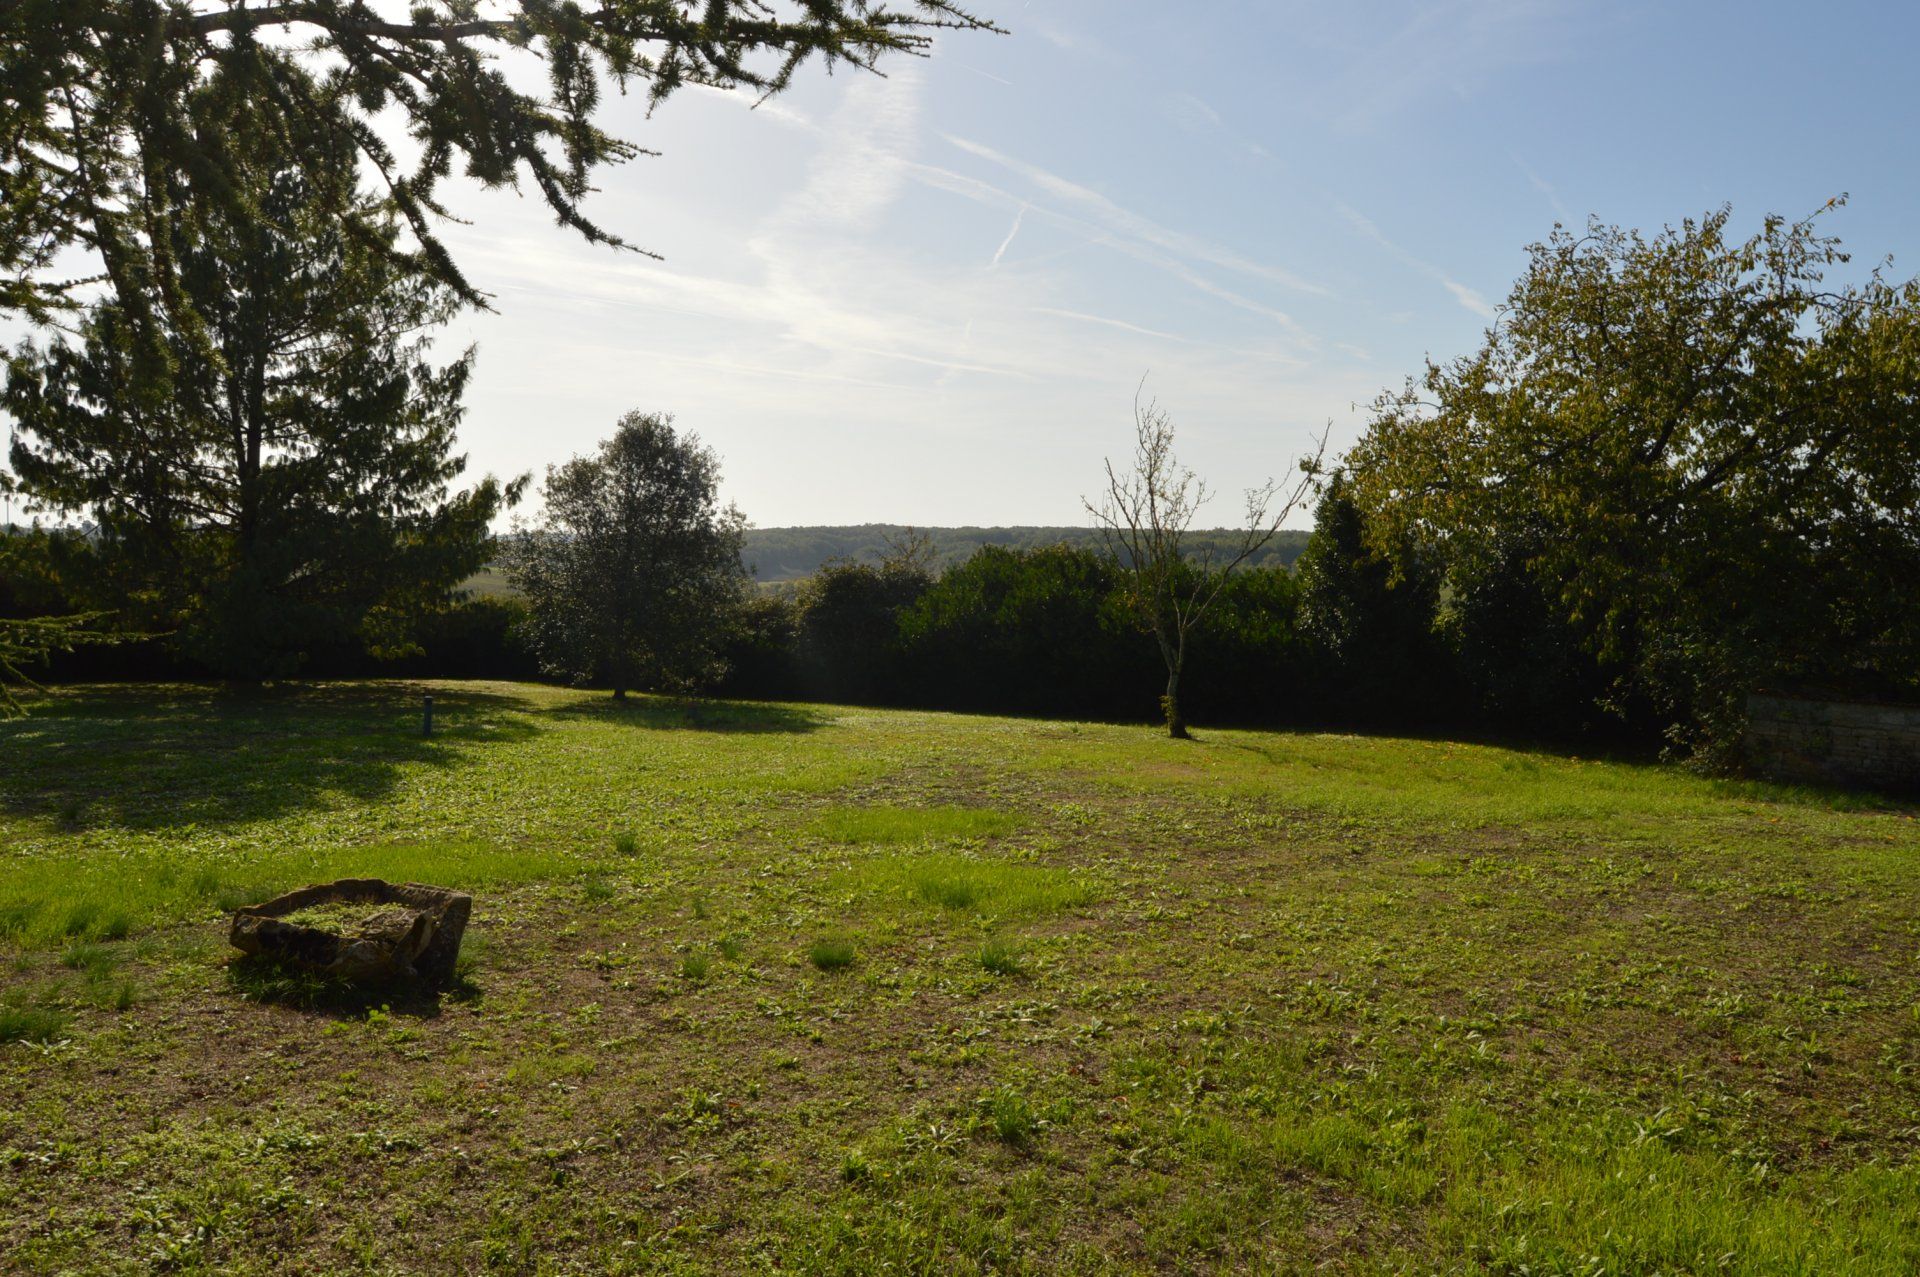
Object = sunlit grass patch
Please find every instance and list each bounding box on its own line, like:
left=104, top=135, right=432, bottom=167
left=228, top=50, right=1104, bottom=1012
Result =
left=809, top=804, right=1020, bottom=846
left=0, top=838, right=573, bottom=948
left=846, top=852, right=1097, bottom=919
left=507, top=1051, right=596, bottom=1086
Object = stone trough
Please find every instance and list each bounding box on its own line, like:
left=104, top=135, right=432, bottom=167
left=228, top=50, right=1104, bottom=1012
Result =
left=229, top=879, right=472, bottom=983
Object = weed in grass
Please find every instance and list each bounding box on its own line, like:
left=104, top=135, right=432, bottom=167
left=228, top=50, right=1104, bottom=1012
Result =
left=680, top=951, right=712, bottom=981
left=808, top=939, right=856, bottom=972
left=691, top=895, right=710, bottom=921
left=0, top=902, right=33, bottom=939
left=612, top=831, right=639, bottom=857
left=60, top=941, right=117, bottom=979
left=452, top=931, right=487, bottom=983
left=839, top=1149, right=873, bottom=1183
left=95, top=980, right=139, bottom=1011
left=978, top=937, right=1025, bottom=977
left=56, top=903, right=95, bottom=938
left=0, top=1005, right=71, bottom=1044
left=978, top=1088, right=1040, bottom=1146
left=715, top=936, right=744, bottom=962
left=581, top=875, right=615, bottom=904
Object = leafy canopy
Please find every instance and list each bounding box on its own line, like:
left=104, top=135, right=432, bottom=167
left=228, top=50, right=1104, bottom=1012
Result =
left=1345, top=202, right=1920, bottom=749
left=505, top=411, right=746, bottom=698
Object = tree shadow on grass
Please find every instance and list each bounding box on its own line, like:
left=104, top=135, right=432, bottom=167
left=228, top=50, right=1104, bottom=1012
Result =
left=542, top=694, right=830, bottom=734
left=224, top=954, right=481, bottom=1021
left=0, top=681, right=544, bottom=833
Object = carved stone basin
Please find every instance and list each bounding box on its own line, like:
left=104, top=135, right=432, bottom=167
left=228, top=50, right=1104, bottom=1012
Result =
left=229, top=879, right=471, bottom=983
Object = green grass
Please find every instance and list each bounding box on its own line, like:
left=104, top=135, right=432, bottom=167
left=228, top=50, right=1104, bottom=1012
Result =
left=848, top=851, right=1098, bottom=918
left=0, top=835, right=574, bottom=948
left=808, top=937, right=857, bottom=971
left=809, top=803, right=1022, bottom=845
left=0, top=1004, right=70, bottom=1044
left=1, top=679, right=1917, bottom=1273
left=977, top=935, right=1026, bottom=976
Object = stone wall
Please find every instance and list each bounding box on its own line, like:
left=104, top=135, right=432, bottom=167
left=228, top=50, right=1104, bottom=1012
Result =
left=1746, top=693, right=1920, bottom=796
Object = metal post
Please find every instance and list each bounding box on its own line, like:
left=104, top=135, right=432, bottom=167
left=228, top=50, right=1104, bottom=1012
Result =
left=422, top=694, right=435, bottom=738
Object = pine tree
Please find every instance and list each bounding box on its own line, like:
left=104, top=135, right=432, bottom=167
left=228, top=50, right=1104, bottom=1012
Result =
left=3, top=61, right=517, bottom=679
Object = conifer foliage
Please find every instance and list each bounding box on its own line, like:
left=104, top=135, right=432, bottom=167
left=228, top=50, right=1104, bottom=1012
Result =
left=0, top=1, right=998, bottom=324
left=3, top=60, right=518, bottom=679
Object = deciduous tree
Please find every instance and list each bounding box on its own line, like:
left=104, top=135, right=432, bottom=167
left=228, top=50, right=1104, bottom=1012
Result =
left=1087, top=387, right=1321, bottom=739
left=1345, top=203, right=1920, bottom=753
left=505, top=411, right=746, bottom=699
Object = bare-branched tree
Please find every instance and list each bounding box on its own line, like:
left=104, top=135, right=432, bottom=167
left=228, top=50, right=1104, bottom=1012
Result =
left=1087, top=386, right=1323, bottom=739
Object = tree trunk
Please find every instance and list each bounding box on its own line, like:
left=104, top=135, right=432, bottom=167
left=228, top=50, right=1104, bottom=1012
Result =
left=1162, top=667, right=1190, bottom=740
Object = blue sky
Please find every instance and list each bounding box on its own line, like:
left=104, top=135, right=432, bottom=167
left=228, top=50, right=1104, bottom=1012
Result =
left=26, top=1, right=1916, bottom=532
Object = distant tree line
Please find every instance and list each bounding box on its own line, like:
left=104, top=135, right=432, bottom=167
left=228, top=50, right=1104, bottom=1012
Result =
left=741, top=524, right=1311, bottom=583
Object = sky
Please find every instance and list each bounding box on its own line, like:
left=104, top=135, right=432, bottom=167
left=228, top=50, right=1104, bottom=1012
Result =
left=14, top=1, right=1920, bottom=530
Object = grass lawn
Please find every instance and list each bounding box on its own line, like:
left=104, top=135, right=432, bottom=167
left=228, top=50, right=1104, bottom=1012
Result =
left=2, top=681, right=1918, bottom=1274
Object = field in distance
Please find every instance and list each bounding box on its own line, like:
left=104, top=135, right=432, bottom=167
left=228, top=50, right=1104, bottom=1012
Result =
left=1, top=682, right=1917, bottom=1273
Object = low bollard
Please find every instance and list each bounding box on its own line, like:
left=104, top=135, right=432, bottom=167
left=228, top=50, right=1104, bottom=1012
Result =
left=423, top=693, right=434, bottom=738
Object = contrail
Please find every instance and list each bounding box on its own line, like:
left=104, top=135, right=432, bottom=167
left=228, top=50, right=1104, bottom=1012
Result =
left=989, top=204, right=1028, bottom=268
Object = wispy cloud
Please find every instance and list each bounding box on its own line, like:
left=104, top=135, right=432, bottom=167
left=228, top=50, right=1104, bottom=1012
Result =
left=1319, top=0, right=1577, bottom=130
left=1030, top=307, right=1197, bottom=343
left=777, top=71, right=921, bottom=232
left=1163, top=92, right=1224, bottom=133
left=989, top=205, right=1027, bottom=268
left=1511, top=151, right=1573, bottom=223
left=942, top=134, right=1330, bottom=298
left=1336, top=202, right=1497, bottom=319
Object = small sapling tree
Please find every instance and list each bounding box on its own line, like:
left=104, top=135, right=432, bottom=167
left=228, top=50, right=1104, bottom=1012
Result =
left=507, top=413, right=747, bottom=700
left=1088, top=387, right=1322, bottom=739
